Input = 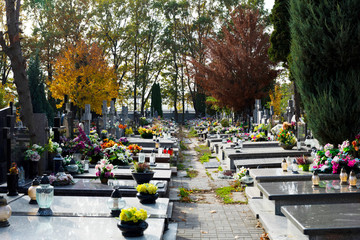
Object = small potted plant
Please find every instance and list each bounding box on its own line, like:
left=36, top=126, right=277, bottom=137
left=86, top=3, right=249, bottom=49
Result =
left=131, top=162, right=154, bottom=184
left=277, top=122, right=297, bottom=150
left=136, top=183, right=159, bottom=204
left=25, top=144, right=45, bottom=178
left=117, top=207, right=148, bottom=237
left=7, top=162, right=19, bottom=196
left=94, top=158, right=115, bottom=184
left=296, top=156, right=312, bottom=171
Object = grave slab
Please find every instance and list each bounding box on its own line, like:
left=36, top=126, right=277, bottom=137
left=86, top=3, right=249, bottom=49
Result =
left=127, top=138, right=176, bottom=148
left=203, top=162, right=220, bottom=169
left=75, top=168, right=171, bottom=182
left=89, top=162, right=170, bottom=170
left=258, top=180, right=360, bottom=215
left=234, top=158, right=283, bottom=169
left=132, top=154, right=172, bottom=163
left=1, top=216, right=164, bottom=240
left=282, top=203, right=360, bottom=240
left=10, top=195, right=169, bottom=218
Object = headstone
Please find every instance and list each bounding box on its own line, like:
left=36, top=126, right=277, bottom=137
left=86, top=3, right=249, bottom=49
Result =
left=109, top=101, right=116, bottom=135
left=286, top=99, right=294, bottom=123
left=64, top=102, right=73, bottom=138
left=122, top=106, right=128, bottom=121
left=83, top=104, right=92, bottom=135
left=102, top=100, right=108, bottom=131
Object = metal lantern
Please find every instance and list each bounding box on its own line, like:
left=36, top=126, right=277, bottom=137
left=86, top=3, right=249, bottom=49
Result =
left=28, top=178, right=40, bottom=204
left=53, top=153, right=64, bottom=174
left=66, top=158, right=79, bottom=174
left=0, top=196, right=11, bottom=228
left=107, top=188, right=126, bottom=217
left=36, top=175, right=54, bottom=216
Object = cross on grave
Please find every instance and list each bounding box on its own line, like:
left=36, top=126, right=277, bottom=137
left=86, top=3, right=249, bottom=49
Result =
left=83, top=104, right=92, bottom=135
left=102, top=100, right=108, bottom=131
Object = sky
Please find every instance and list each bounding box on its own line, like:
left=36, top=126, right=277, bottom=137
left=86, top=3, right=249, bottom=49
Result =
left=264, top=0, right=275, bottom=11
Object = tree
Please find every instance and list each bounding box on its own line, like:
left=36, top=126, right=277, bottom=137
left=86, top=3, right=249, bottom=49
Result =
left=151, top=83, right=162, bottom=117
left=290, top=0, right=360, bottom=145
left=49, top=40, right=118, bottom=114
left=193, top=7, right=277, bottom=113
left=28, top=53, right=54, bottom=125
left=0, top=0, right=37, bottom=143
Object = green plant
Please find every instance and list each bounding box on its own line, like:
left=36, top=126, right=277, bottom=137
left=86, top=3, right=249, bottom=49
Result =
left=194, top=145, right=210, bottom=154
left=185, top=168, right=198, bottom=178
left=180, top=141, right=188, bottom=150
left=215, top=183, right=246, bottom=204
left=205, top=170, right=214, bottom=180
left=220, top=118, right=229, bottom=127
left=177, top=163, right=185, bottom=170
left=178, top=187, right=193, bottom=202
left=188, top=127, right=198, bottom=138
left=218, top=165, right=223, bottom=172
left=199, top=153, right=211, bottom=164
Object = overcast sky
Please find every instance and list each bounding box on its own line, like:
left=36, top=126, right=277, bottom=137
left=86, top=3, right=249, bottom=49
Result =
left=265, top=0, right=275, bottom=11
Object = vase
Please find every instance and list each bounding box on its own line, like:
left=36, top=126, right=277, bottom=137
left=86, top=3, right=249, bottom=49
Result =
left=279, top=143, right=296, bottom=150
left=131, top=171, right=154, bottom=184
left=117, top=220, right=148, bottom=237
left=300, top=164, right=310, bottom=171
left=29, top=161, right=39, bottom=179
left=7, top=174, right=18, bottom=196
left=136, top=192, right=159, bottom=204
left=100, top=178, right=109, bottom=185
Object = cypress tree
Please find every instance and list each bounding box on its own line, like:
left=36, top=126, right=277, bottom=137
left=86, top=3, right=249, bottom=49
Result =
left=290, top=0, right=360, bottom=145
left=151, top=83, right=162, bottom=118
left=28, top=53, right=54, bottom=126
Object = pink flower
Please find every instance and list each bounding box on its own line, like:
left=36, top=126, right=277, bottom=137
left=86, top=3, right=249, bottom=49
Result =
left=325, top=150, right=331, bottom=158
left=104, top=172, right=111, bottom=178
left=106, top=164, right=114, bottom=171
left=95, top=171, right=100, bottom=177
left=332, top=162, right=339, bottom=174
left=348, top=160, right=356, bottom=168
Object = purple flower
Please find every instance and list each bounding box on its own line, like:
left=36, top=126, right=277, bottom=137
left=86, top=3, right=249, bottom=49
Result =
left=104, top=172, right=111, bottom=178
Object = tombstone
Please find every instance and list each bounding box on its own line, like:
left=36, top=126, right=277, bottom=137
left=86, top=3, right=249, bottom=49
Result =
left=122, top=106, right=128, bottom=121
left=83, top=104, right=92, bottom=135
left=257, top=110, right=263, bottom=125
left=253, top=99, right=261, bottom=124
left=286, top=99, right=294, bottom=123
left=109, top=101, right=116, bottom=135
left=64, top=102, right=73, bottom=138
left=102, top=100, right=108, bottom=131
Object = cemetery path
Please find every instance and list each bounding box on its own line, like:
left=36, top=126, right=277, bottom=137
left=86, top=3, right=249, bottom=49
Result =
left=171, top=135, right=264, bottom=240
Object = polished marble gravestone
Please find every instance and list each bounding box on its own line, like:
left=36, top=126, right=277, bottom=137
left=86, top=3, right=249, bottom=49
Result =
left=281, top=203, right=360, bottom=240
left=132, top=154, right=172, bottom=163
left=1, top=194, right=24, bottom=204
left=75, top=168, right=171, bottom=182
left=234, top=158, right=283, bottom=169
left=203, top=162, right=220, bottom=169
left=89, top=163, right=171, bottom=170
left=51, top=179, right=168, bottom=197
left=139, top=147, right=178, bottom=155
left=250, top=168, right=358, bottom=183
left=10, top=195, right=169, bottom=218
left=257, top=180, right=360, bottom=215
left=127, top=137, right=176, bottom=148
left=0, top=216, right=164, bottom=240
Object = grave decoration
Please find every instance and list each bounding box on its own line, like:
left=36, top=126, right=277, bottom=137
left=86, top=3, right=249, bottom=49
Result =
left=138, top=126, right=155, bottom=139
left=118, top=207, right=148, bottom=237
left=25, top=143, right=45, bottom=178
left=136, top=183, right=159, bottom=204
left=235, top=166, right=248, bottom=180
left=125, top=127, right=134, bottom=137
left=36, top=175, right=54, bottom=216
left=7, top=162, right=19, bottom=196
left=107, top=188, right=126, bottom=217
left=218, top=170, right=234, bottom=179
left=312, top=171, right=320, bottom=186
left=63, top=156, right=83, bottom=174
left=277, top=122, right=297, bottom=149
left=313, top=140, right=360, bottom=174
left=28, top=178, right=40, bottom=204
left=94, top=158, right=115, bottom=184
left=0, top=196, right=11, bottom=228
left=349, top=171, right=357, bottom=188
left=48, top=167, right=75, bottom=186
left=131, top=162, right=154, bottom=184
left=295, top=156, right=312, bottom=171
left=104, top=144, right=133, bottom=165
left=127, top=144, right=142, bottom=155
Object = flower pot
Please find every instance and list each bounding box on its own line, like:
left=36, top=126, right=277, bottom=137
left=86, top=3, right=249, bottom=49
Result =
left=279, top=143, right=296, bottom=150
left=136, top=192, right=159, bottom=204
left=117, top=220, right=148, bottom=237
left=7, top=174, right=18, bottom=196
left=299, top=164, right=310, bottom=171
left=131, top=172, right=154, bottom=184
left=100, top=178, right=109, bottom=185
left=29, top=161, right=39, bottom=179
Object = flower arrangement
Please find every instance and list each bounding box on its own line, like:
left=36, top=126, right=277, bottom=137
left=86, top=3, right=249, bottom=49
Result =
left=104, top=145, right=132, bottom=165
left=250, top=132, right=269, bottom=142
left=235, top=167, right=248, bottom=180
left=125, top=127, right=133, bottom=136
left=9, top=162, right=19, bottom=175
left=47, top=139, right=62, bottom=154
left=133, top=162, right=151, bottom=173
left=118, top=124, right=127, bottom=130
left=101, top=139, right=119, bottom=149
left=95, top=158, right=115, bottom=180
left=101, top=129, right=108, bottom=139
left=277, top=125, right=297, bottom=146
left=48, top=172, right=75, bottom=186
left=296, top=156, right=312, bottom=165
left=119, top=137, right=130, bottom=146
left=120, top=207, right=147, bottom=223
left=136, top=183, right=158, bottom=195
left=25, top=144, right=45, bottom=161
left=138, top=127, right=154, bottom=139
left=63, top=155, right=84, bottom=174
left=127, top=144, right=142, bottom=154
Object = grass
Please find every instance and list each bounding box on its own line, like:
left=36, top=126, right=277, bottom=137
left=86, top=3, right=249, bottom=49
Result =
left=216, top=157, right=220, bottom=162
left=185, top=168, right=198, bottom=178
left=194, top=144, right=211, bottom=153
left=215, top=182, right=246, bottom=204
left=177, top=163, right=185, bottom=170
left=218, top=165, right=223, bottom=171
left=178, top=187, right=193, bottom=202
left=205, top=170, right=214, bottom=180
left=199, top=152, right=212, bottom=164
left=180, top=141, right=188, bottom=150
left=188, top=127, right=198, bottom=138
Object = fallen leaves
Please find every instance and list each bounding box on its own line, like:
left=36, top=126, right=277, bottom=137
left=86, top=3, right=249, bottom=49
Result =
left=210, top=210, right=217, bottom=213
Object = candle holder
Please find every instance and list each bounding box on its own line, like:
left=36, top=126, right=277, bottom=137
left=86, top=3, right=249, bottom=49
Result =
left=349, top=171, right=357, bottom=188
left=312, top=171, right=320, bottom=187
left=0, top=196, right=11, bottom=227
left=281, top=159, right=288, bottom=172
left=107, top=188, right=126, bottom=217
left=28, top=178, right=40, bottom=204
left=36, top=175, right=54, bottom=216
left=340, top=168, right=348, bottom=185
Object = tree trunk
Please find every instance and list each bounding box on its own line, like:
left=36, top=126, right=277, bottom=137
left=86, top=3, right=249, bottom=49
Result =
left=0, top=0, right=36, bottom=143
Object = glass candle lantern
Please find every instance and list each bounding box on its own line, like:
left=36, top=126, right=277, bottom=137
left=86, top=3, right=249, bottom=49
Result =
left=168, top=148, right=174, bottom=156
left=150, top=150, right=156, bottom=165
left=349, top=171, right=357, bottom=188
left=28, top=178, right=40, bottom=204
left=138, top=152, right=146, bottom=164
left=155, top=139, right=160, bottom=149
left=239, top=140, right=243, bottom=149
left=241, top=170, right=254, bottom=185
left=281, top=159, right=288, bottom=172
left=312, top=171, right=320, bottom=186
left=66, top=159, right=79, bottom=174
left=291, top=160, right=299, bottom=173
left=107, top=188, right=126, bottom=217
left=340, top=168, right=348, bottom=185
left=36, top=175, right=54, bottom=216
left=0, top=196, right=11, bottom=228
left=53, top=153, right=64, bottom=174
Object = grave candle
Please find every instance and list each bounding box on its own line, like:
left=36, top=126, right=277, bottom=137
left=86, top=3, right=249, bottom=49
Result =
left=349, top=171, right=357, bottom=188
left=312, top=171, right=320, bottom=186
left=28, top=178, right=40, bottom=204
left=107, top=188, right=126, bottom=217
left=0, top=196, right=11, bottom=228
left=138, top=152, right=146, bottom=164
left=150, top=150, right=156, bottom=165
left=340, top=168, right=348, bottom=185
left=281, top=159, right=288, bottom=172
left=36, top=175, right=54, bottom=216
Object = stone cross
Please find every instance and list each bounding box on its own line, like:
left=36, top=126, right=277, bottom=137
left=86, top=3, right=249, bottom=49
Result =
left=83, top=104, right=92, bottom=135
left=102, top=100, right=108, bottom=131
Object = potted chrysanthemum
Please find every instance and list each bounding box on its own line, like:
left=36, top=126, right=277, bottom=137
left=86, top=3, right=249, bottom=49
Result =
left=117, top=207, right=148, bottom=237
left=136, top=183, right=159, bottom=204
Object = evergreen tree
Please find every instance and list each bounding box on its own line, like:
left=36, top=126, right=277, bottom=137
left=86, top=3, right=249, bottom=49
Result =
left=151, top=83, right=162, bottom=118
left=290, top=0, right=360, bottom=145
left=28, top=53, right=54, bottom=126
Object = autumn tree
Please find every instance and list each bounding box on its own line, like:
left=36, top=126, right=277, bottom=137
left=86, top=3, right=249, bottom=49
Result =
left=193, top=7, right=277, bottom=114
left=49, top=40, right=118, bottom=114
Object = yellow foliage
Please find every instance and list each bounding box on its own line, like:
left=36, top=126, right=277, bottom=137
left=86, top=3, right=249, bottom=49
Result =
left=49, top=40, right=118, bottom=114
left=269, top=84, right=282, bottom=117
